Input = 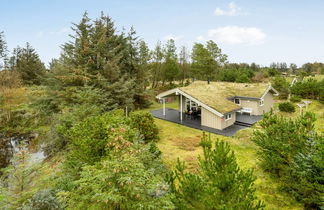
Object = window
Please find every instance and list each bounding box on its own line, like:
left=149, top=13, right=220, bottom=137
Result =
left=225, top=113, right=232, bottom=120
left=259, top=99, right=264, bottom=106
left=234, top=98, right=240, bottom=105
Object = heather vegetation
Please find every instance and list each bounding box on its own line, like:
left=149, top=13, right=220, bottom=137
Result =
left=0, top=12, right=323, bottom=210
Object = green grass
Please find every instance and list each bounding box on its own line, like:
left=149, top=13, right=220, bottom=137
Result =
left=304, top=74, right=324, bottom=81
left=141, top=97, right=179, bottom=112
left=275, top=99, right=324, bottom=133
left=145, top=100, right=315, bottom=209
left=179, top=81, right=270, bottom=113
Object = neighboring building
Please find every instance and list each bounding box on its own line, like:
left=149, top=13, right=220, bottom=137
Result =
left=156, top=81, right=279, bottom=130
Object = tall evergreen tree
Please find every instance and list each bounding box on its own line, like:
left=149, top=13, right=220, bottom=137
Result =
left=0, top=31, right=7, bottom=69
left=252, top=112, right=323, bottom=209
left=191, top=40, right=227, bottom=80
left=50, top=12, right=150, bottom=111
left=151, top=41, right=164, bottom=88
left=133, top=40, right=152, bottom=107
left=8, top=43, right=45, bottom=85
left=179, top=46, right=190, bottom=84
left=163, top=39, right=179, bottom=84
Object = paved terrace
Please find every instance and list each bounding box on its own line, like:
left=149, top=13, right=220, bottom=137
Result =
left=150, top=108, right=256, bottom=137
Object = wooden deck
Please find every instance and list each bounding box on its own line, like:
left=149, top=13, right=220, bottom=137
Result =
left=150, top=108, right=251, bottom=137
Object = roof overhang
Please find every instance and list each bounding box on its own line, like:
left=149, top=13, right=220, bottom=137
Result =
left=228, top=96, right=260, bottom=101
left=156, top=88, right=225, bottom=117
left=261, top=85, right=279, bottom=99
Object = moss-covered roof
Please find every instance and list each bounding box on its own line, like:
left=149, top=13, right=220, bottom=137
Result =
left=179, top=81, right=270, bottom=114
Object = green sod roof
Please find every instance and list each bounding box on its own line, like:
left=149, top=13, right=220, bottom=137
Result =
left=179, top=81, right=270, bottom=114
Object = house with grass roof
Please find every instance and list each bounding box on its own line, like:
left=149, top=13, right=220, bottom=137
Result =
left=153, top=81, right=279, bottom=134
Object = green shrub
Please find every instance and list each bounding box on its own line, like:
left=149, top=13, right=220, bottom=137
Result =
left=56, top=111, right=174, bottom=209
left=130, top=111, right=159, bottom=143
left=278, top=102, right=295, bottom=113
left=66, top=112, right=138, bottom=167
left=22, top=189, right=62, bottom=210
left=43, top=104, right=102, bottom=157
left=290, top=78, right=322, bottom=100
left=235, top=73, right=251, bottom=83
left=289, top=95, right=301, bottom=103
left=58, top=146, right=175, bottom=209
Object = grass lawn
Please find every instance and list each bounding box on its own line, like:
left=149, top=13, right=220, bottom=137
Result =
left=147, top=99, right=324, bottom=210
left=274, top=99, right=324, bottom=133
left=304, top=74, right=324, bottom=81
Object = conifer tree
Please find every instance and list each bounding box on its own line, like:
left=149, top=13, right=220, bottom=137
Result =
left=169, top=134, right=264, bottom=209
left=51, top=12, right=151, bottom=111
left=7, top=43, right=45, bottom=85
left=179, top=46, right=190, bottom=85
left=0, top=31, right=7, bottom=69
left=133, top=40, right=152, bottom=108
left=191, top=40, right=227, bottom=80
left=151, top=41, right=164, bottom=88
left=163, top=39, right=179, bottom=84
left=1, top=144, right=39, bottom=209
left=252, top=112, right=323, bottom=209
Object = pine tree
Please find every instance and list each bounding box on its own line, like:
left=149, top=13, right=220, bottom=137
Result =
left=133, top=40, right=152, bottom=108
left=7, top=43, right=45, bottom=85
left=1, top=144, right=39, bottom=209
left=0, top=31, right=7, bottom=69
left=252, top=112, right=323, bottom=209
left=191, top=41, right=227, bottom=80
left=50, top=12, right=151, bottom=111
left=179, top=46, right=190, bottom=85
left=163, top=39, right=179, bottom=84
left=169, top=133, right=264, bottom=209
left=151, top=41, right=164, bottom=88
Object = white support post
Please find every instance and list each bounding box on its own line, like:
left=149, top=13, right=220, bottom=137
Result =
left=189, top=99, right=191, bottom=110
left=180, top=95, right=183, bottom=121
left=303, top=100, right=311, bottom=112
left=163, top=98, right=166, bottom=116
left=297, top=104, right=305, bottom=116
left=125, top=106, right=128, bottom=118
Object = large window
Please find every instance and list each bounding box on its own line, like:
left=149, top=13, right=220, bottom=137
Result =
left=234, top=98, right=240, bottom=105
left=225, top=113, right=232, bottom=120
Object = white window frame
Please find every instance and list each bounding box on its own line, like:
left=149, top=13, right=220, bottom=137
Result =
left=225, top=113, right=232, bottom=121
left=259, top=99, right=264, bottom=106
left=234, top=98, right=240, bottom=105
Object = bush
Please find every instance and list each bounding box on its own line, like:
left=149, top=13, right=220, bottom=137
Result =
left=130, top=111, right=159, bottom=143
left=43, top=104, right=102, bottom=157
left=291, top=78, right=323, bottom=102
left=279, top=102, right=295, bottom=113
left=289, top=95, right=301, bottom=103
left=235, top=73, right=251, bottom=83
left=56, top=110, right=174, bottom=209
left=0, top=70, right=21, bottom=89
left=59, top=146, right=175, bottom=209
left=22, top=189, right=62, bottom=210
left=66, top=112, right=138, bottom=167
